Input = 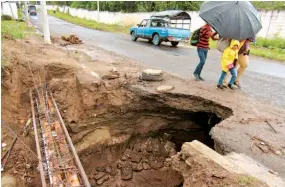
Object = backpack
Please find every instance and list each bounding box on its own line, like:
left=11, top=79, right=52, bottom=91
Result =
left=190, top=28, right=202, bottom=46
left=217, top=38, right=231, bottom=52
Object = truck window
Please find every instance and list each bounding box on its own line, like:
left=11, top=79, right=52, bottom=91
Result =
left=150, top=20, right=167, bottom=28
left=139, top=20, right=148, bottom=27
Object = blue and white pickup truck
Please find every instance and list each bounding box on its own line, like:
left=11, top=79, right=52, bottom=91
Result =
left=130, top=10, right=191, bottom=46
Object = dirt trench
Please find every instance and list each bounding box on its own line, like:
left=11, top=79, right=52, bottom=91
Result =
left=1, top=57, right=232, bottom=187
left=2, top=38, right=271, bottom=187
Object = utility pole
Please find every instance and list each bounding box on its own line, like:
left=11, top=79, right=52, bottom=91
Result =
left=24, top=1, right=31, bottom=27
left=8, top=2, right=15, bottom=19
left=41, top=0, right=51, bottom=44
left=97, top=1, right=100, bottom=22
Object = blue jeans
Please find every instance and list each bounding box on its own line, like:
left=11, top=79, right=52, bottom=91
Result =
left=218, top=68, right=237, bottom=85
left=194, top=48, right=208, bottom=76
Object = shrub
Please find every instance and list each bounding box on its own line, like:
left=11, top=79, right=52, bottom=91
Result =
left=1, top=14, right=13, bottom=21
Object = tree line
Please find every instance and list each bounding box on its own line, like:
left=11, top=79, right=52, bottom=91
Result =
left=46, top=1, right=285, bottom=12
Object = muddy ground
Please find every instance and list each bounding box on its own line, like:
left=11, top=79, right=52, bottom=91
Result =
left=1, top=36, right=284, bottom=187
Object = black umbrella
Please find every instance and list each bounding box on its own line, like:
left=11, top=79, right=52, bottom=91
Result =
left=199, top=1, right=262, bottom=40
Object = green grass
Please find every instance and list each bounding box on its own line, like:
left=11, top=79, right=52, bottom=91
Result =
left=237, top=175, right=260, bottom=187
left=1, top=20, right=34, bottom=40
left=17, top=7, right=24, bottom=20
left=48, top=10, right=130, bottom=34
left=254, top=37, right=285, bottom=49
left=209, top=39, right=285, bottom=62
left=250, top=47, right=285, bottom=61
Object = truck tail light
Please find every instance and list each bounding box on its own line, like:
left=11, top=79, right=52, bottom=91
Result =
left=168, top=36, right=174, bottom=41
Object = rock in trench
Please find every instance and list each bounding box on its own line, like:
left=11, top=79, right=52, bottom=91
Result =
left=142, top=162, right=151, bottom=170
left=121, top=166, right=133, bottom=180
left=132, top=162, right=143, bottom=171
left=121, top=155, right=128, bottom=161
left=110, top=165, right=117, bottom=176
left=130, top=152, right=142, bottom=163
left=94, top=172, right=105, bottom=180
left=124, top=149, right=132, bottom=158
left=97, top=174, right=109, bottom=185
left=149, top=156, right=164, bottom=170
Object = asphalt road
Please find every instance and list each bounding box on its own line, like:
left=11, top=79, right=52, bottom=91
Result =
left=31, top=15, right=285, bottom=108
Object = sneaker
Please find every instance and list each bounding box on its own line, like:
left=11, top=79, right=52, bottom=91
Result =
left=222, top=84, right=228, bottom=89
left=199, top=76, right=205, bottom=81
left=234, top=81, right=241, bottom=88
left=217, top=84, right=224, bottom=90
left=193, top=73, right=200, bottom=81
left=228, top=84, right=235, bottom=90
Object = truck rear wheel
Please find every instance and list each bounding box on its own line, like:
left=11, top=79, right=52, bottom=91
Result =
left=152, top=34, right=161, bottom=46
left=171, top=41, right=179, bottom=47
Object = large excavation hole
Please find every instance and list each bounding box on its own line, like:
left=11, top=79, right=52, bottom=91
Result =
left=150, top=110, right=222, bottom=151
left=78, top=96, right=232, bottom=187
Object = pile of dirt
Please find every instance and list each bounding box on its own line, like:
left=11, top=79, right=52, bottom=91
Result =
left=2, top=33, right=13, bottom=40
left=61, top=34, right=83, bottom=45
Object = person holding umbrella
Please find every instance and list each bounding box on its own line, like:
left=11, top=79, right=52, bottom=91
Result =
left=235, top=37, right=256, bottom=87
left=199, top=1, right=262, bottom=87
left=193, top=24, right=219, bottom=81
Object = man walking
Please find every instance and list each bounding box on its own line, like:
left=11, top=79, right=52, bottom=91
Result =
left=193, top=24, right=218, bottom=81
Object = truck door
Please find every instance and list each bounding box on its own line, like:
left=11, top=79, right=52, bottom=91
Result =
left=137, top=20, right=148, bottom=37
left=143, top=20, right=151, bottom=38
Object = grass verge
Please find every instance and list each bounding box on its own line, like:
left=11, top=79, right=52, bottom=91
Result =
left=254, top=36, right=285, bottom=49
left=1, top=20, right=36, bottom=66
left=1, top=20, right=35, bottom=40
left=49, top=10, right=284, bottom=62
left=48, top=10, right=130, bottom=34
left=237, top=175, right=260, bottom=187
left=209, top=39, right=285, bottom=62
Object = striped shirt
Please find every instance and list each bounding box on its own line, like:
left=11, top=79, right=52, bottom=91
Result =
left=197, top=27, right=211, bottom=49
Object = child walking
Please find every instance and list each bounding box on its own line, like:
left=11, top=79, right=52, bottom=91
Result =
left=217, top=40, right=240, bottom=90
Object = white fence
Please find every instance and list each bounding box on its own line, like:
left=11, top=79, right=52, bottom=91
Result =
left=1, top=2, right=18, bottom=19
left=47, top=5, right=285, bottom=38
